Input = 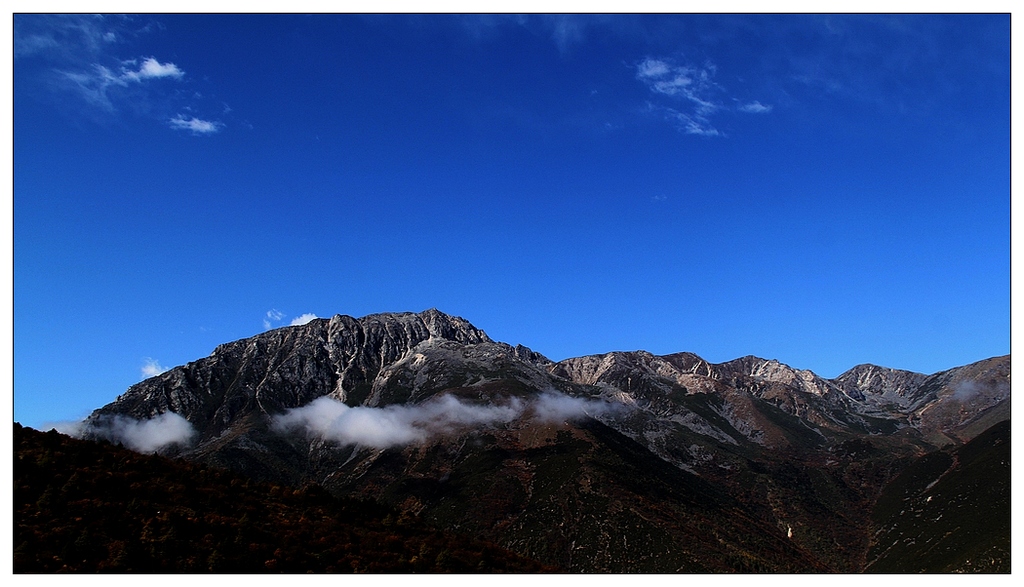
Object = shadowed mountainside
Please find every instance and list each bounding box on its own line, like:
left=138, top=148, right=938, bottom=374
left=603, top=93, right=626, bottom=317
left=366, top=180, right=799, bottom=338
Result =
left=13, top=422, right=554, bottom=573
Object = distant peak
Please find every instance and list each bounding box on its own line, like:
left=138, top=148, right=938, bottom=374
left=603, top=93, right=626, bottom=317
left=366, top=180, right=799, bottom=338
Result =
left=835, top=363, right=925, bottom=380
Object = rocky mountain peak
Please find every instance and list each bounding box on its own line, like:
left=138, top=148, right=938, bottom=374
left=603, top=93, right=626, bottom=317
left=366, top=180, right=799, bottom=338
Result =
left=93, top=309, right=498, bottom=437
left=833, top=363, right=927, bottom=399
left=337, top=309, right=492, bottom=345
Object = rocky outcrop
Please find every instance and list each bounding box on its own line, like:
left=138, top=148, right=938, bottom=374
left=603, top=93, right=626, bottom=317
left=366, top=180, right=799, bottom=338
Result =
left=90, top=309, right=511, bottom=439
left=834, top=364, right=928, bottom=405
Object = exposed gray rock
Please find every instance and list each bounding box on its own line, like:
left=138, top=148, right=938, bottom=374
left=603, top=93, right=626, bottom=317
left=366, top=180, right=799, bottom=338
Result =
left=89, top=309, right=1009, bottom=455
left=90, top=309, right=507, bottom=439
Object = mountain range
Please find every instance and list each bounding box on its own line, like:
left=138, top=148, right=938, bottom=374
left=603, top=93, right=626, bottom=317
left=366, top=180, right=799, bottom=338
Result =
left=67, top=309, right=1010, bottom=572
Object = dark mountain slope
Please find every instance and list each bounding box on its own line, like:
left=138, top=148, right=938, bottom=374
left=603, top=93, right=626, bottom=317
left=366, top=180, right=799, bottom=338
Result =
left=865, top=419, right=1010, bottom=573
left=13, top=423, right=554, bottom=573
left=306, top=403, right=830, bottom=572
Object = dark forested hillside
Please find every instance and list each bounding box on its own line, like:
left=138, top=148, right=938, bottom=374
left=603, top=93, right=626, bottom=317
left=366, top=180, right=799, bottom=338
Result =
left=13, top=423, right=554, bottom=573
left=865, top=420, right=1011, bottom=573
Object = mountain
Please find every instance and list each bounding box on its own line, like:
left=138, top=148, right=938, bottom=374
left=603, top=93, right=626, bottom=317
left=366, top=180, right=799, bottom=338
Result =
left=72, top=309, right=1009, bottom=572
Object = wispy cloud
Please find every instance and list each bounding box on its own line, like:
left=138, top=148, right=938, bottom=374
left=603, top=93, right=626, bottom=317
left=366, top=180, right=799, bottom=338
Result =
left=273, top=395, right=521, bottom=448
left=14, top=14, right=119, bottom=61
left=649, top=103, right=722, bottom=137
left=527, top=392, right=619, bottom=423
left=540, top=15, right=592, bottom=54
left=59, top=412, right=197, bottom=454
left=272, top=392, right=623, bottom=449
left=15, top=15, right=224, bottom=133
left=264, top=309, right=284, bottom=330
left=57, top=65, right=125, bottom=112
left=636, top=57, right=724, bottom=136
left=637, top=58, right=719, bottom=105
left=737, top=15, right=1003, bottom=120
left=455, top=14, right=618, bottom=56
left=55, top=57, right=188, bottom=114
left=141, top=357, right=168, bottom=378
left=636, top=56, right=772, bottom=137
left=739, top=100, right=773, bottom=113
left=168, top=115, right=222, bottom=135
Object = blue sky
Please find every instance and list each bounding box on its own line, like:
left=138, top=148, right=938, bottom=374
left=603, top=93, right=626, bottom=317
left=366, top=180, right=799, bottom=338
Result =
left=12, top=14, right=1010, bottom=429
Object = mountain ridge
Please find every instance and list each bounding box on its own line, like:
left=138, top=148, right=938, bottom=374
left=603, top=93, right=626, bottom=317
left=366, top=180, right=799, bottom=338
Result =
left=73, top=309, right=1009, bottom=572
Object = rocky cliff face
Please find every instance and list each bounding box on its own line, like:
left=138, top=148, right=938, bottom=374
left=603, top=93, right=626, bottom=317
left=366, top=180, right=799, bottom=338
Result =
left=80, top=309, right=1009, bottom=572
left=92, top=309, right=534, bottom=436
left=551, top=347, right=1009, bottom=452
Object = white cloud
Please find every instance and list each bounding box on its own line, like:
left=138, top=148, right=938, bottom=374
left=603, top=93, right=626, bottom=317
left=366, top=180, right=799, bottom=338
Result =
left=16, top=16, right=223, bottom=134
left=637, top=57, right=725, bottom=136
left=637, top=58, right=719, bottom=105
left=290, top=313, right=319, bottom=326
left=637, top=58, right=671, bottom=79
left=529, top=392, right=617, bottom=423
left=122, top=57, right=184, bottom=81
left=679, top=120, right=721, bottom=137
left=56, top=57, right=186, bottom=114
left=264, top=309, right=284, bottom=329
left=265, top=310, right=319, bottom=329
left=637, top=56, right=773, bottom=137
left=168, top=115, right=222, bottom=135
left=740, top=101, right=773, bottom=113
left=641, top=64, right=696, bottom=96
left=272, top=391, right=623, bottom=449
left=141, top=357, right=168, bottom=378
left=272, top=395, right=521, bottom=448
left=63, top=412, right=197, bottom=454
left=650, top=104, right=721, bottom=137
